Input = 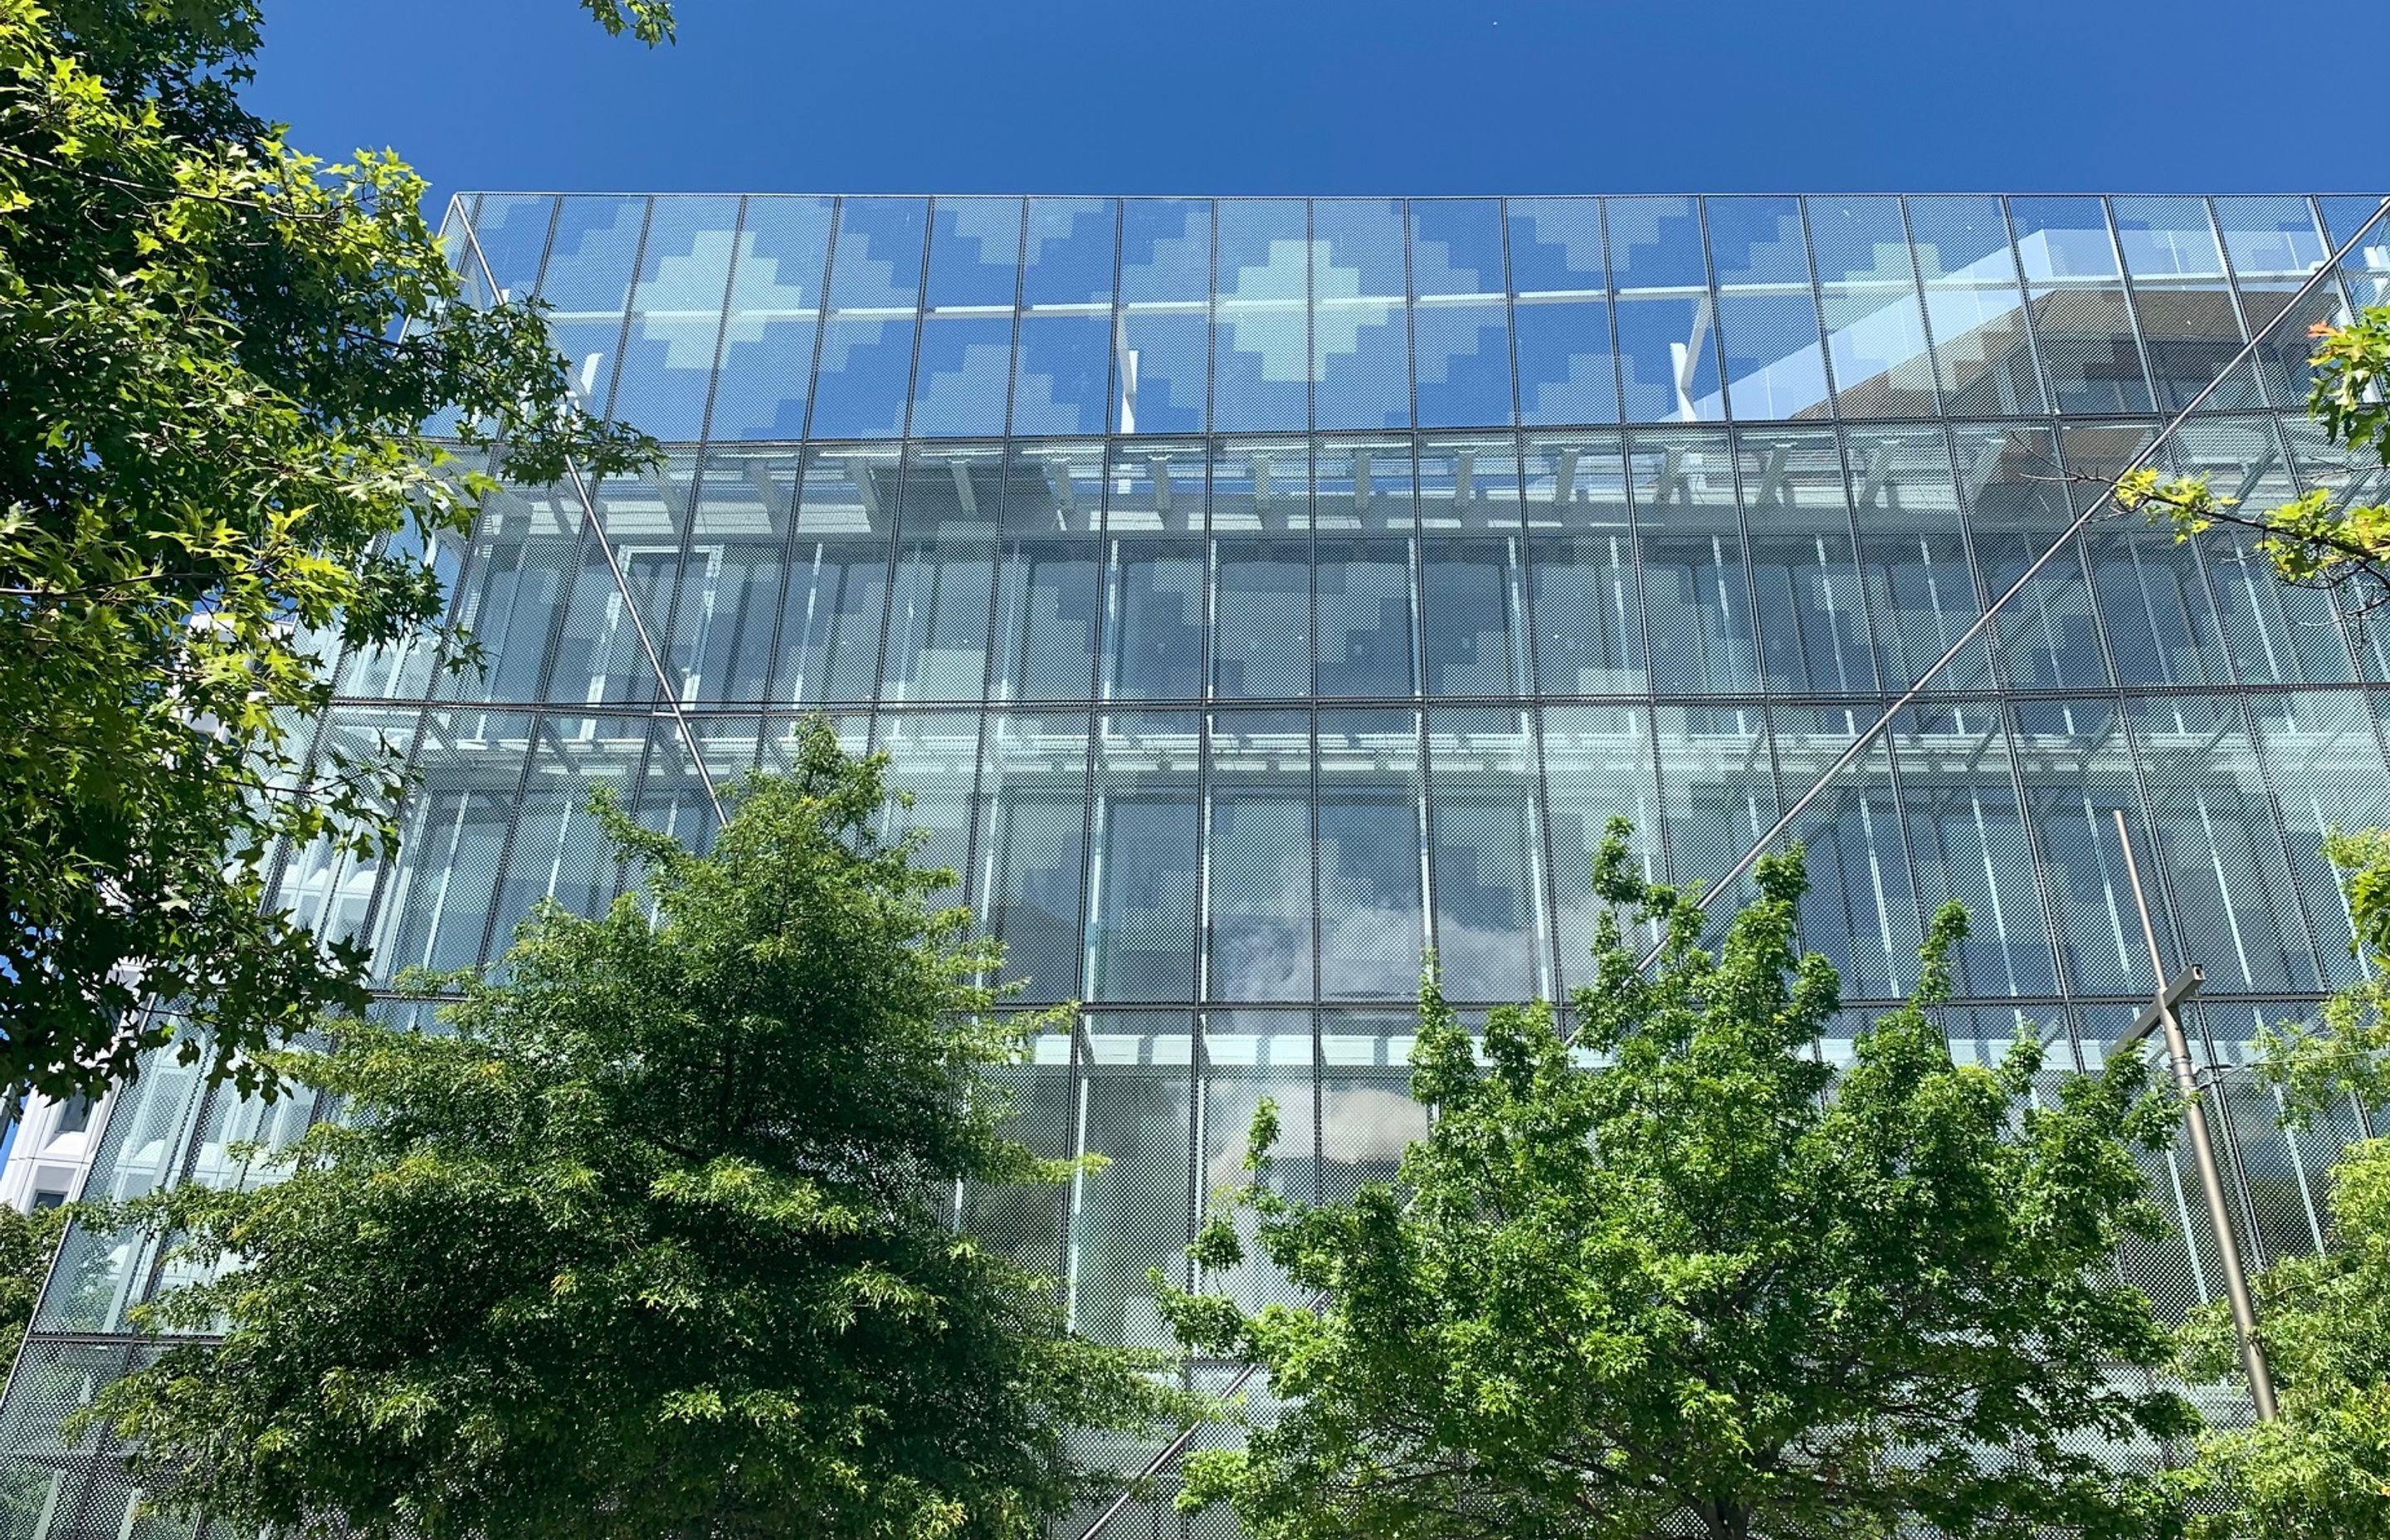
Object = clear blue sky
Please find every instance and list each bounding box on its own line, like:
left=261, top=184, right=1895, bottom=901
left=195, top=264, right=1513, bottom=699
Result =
left=252, top=1, right=2376, bottom=199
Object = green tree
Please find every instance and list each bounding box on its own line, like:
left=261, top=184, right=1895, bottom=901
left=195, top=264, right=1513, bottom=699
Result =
left=1162, top=826, right=2195, bottom=1540
left=0, top=0, right=670, bottom=1101
left=0, top=1197, right=67, bottom=1372
left=74, top=723, right=1172, bottom=1540
left=2169, top=826, right=2390, bottom=1539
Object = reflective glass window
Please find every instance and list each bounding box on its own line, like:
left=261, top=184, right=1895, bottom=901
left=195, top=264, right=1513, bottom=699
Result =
left=1806, top=196, right=1937, bottom=418
left=773, top=449, right=895, bottom=704
left=539, top=195, right=646, bottom=417
left=1510, top=197, right=1620, bottom=426
left=1013, top=197, right=1118, bottom=436
left=2111, top=196, right=2261, bottom=412
left=1890, top=703, right=2059, bottom=997
left=992, top=442, right=1104, bottom=700
left=1524, top=434, right=1642, bottom=695
left=882, top=446, right=1000, bottom=702
left=1842, top=427, right=1992, bottom=693
left=1773, top=704, right=1916, bottom=998
left=1317, top=709, right=1424, bottom=998
left=1905, top=195, right=2045, bottom=416
left=1738, top=429, right=1873, bottom=694
left=1311, top=199, right=1412, bottom=431
left=671, top=451, right=801, bottom=703
left=1427, top=708, right=1546, bottom=1002
left=812, top=197, right=929, bottom=438
left=1207, top=710, right=1313, bottom=1001
left=2010, top=197, right=2153, bottom=414
left=1631, top=428, right=1758, bottom=693
left=1954, top=424, right=2111, bottom=689
left=1542, top=705, right=1662, bottom=992
left=1410, top=200, right=1515, bottom=429
left=1706, top=197, right=1829, bottom=423
left=978, top=714, right=1091, bottom=1003
left=1213, top=199, right=1313, bottom=432
left=1115, top=199, right=1212, bottom=433
left=707, top=196, right=833, bottom=441
left=1607, top=197, right=1722, bottom=423
left=613, top=196, right=739, bottom=440
left=1089, top=713, right=1202, bottom=1001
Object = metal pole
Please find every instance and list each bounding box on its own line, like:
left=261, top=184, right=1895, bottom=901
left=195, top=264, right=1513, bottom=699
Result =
left=2111, top=809, right=2276, bottom=1421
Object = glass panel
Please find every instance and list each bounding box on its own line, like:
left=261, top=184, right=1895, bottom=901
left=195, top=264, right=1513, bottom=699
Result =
left=707, top=195, right=833, bottom=441
left=1774, top=704, right=1916, bottom=1000
left=2250, top=690, right=2390, bottom=988
left=673, top=450, right=800, bottom=703
left=1890, top=703, right=2060, bottom=997
left=881, top=446, right=1000, bottom=703
left=1806, top=196, right=1937, bottom=418
left=365, top=709, right=532, bottom=978
left=1524, top=433, right=1643, bottom=694
left=1318, top=709, right=1424, bottom=999
left=2170, top=418, right=2353, bottom=686
left=977, top=713, right=1090, bottom=1004
left=1427, top=707, right=1546, bottom=1002
left=1738, top=428, right=1873, bottom=693
left=774, top=449, right=895, bottom=704
left=993, top=442, right=1103, bottom=701
left=538, top=196, right=644, bottom=411
left=1410, top=199, right=1515, bottom=429
left=812, top=197, right=929, bottom=439
left=440, top=480, right=580, bottom=703
left=2111, top=196, right=2262, bottom=412
left=1318, top=1010, right=1426, bottom=1204
left=1953, top=424, right=2112, bottom=690
left=1214, top=536, right=1312, bottom=699
left=488, top=714, right=645, bottom=944
left=2010, top=197, right=2153, bottom=415
left=1510, top=197, right=1619, bottom=427
left=1311, top=199, right=1411, bottom=431
left=1542, top=704, right=1662, bottom=992
left=1843, top=426, right=1993, bottom=692
left=1654, top=703, right=1776, bottom=906
left=1213, top=199, right=1312, bottom=432
left=1316, top=536, right=1417, bottom=698
left=1088, top=713, right=1201, bottom=1002
left=463, top=192, right=554, bottom=302
left=2319, top=195, right=2390, bottom=309
left=2067, top=423, right=2228, bottom=687
left=1207, top=709, right=1313, bottom=1002
left=1104, top=524, right=1206, bottom=701
left=560, top=463, right=694, bottom=708
left=1199, top=1011, right=1317, bottom=1311
left=1313, top=437, right=1414, bottom=534
left=872, top=710, right=980, bottom=905
left=610, top=196, right=739, bottom=440
left=960, top=1018, right=1072, bottom=1274
left=2129, top=694, right=2314, bottom=992
left=2011, top=699, right=2144, bottom=996
left=1115, top=198, right=1212, bottom=433
left=1607, top=197, right=1722, bottom=423
left=1071, top=1011, right=1193, bottom=1348
left=1906, top=195, right=2046, bottom=417
left=1706, top=196, right=1828, bottom=424
left=1631, top=427, right=1758, bottom=693
left=2214, top=197, right=2347, bottom=413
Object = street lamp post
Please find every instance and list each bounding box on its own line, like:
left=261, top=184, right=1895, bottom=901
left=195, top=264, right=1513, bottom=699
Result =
left=2108, top=809, right=2277, bottom=1421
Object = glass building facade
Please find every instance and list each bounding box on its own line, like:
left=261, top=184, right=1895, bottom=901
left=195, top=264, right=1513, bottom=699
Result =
left=6, top=191, right=2390, bottom=1536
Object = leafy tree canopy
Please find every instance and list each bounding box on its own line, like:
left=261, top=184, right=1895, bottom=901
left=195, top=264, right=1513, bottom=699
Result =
left=75, top=724, right=1173, bottom=1540
left=2172, top=829, right=2390, bottom=1540
left=0, top=0, right=666, bottom=1099
left=1162, top=824, right=2196, bottom=1540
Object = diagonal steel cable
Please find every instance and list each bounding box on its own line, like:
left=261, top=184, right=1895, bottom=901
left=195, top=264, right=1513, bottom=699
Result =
left=1075, top=194, right=2390, bottom=1540
left=449, top=197, right=725, bottom=828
